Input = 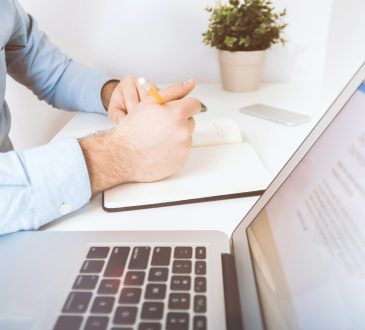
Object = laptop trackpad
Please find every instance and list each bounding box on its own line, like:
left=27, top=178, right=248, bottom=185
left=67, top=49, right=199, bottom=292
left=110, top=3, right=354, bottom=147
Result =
left=0, top=318, right=34, bottom=330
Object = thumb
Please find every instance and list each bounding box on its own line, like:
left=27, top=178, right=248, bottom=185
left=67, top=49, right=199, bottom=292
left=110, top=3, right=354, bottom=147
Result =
left=158, top=79, right=196, bottom=103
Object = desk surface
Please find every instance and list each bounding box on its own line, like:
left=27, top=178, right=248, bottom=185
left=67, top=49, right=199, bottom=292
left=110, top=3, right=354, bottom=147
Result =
left=42, top=83, right=339, bottom=235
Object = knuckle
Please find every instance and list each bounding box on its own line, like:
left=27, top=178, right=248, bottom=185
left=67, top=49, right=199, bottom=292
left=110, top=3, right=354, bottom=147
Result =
left=189, top=97, right=202, bottom=110
left=186, top=97, right=198, bottom=104
left=177, top=127, right=191, bottom=143
left=172, top=107, right=185, bottom=120
left=179, top=98, right=200, bottom=114
left=190, top=118, right=196, bottom=131
left=122, top=75, right=135, bottom=84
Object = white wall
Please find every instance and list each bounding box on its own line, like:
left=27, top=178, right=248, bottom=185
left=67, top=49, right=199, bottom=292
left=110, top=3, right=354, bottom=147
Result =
left=6, top=0, right=360, bottom=150
left=263, top=0, right=333, bottom=83
left=324, top=0, right=365, bottom=91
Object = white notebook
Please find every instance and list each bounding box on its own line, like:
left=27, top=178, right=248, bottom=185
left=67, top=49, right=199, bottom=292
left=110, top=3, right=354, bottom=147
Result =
left=103, top=117, right=273, bottom=211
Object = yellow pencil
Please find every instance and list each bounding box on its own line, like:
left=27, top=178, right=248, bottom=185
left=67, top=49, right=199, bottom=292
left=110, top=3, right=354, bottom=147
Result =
left=138, top=77, right=166, bottom=105
left=137, top=77, right=208, bottom=111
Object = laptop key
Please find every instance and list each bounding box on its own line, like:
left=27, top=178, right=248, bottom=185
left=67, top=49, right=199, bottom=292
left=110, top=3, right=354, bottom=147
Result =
left=174, top=247, right=192, bottom=259
left=119, top=287, right=142, bottom=304
left=104, top=247, right=130, bottom=278
left=87, top=247, right=110, bottom=259
left=172, top=260, right=191, bottom=274
left=54, top=315, right=83, bottom=330
left=194, top=277, right=206, bottom=293
left=91, top=296, right=115, bottom=314
left=194, top=295, right=207, bottom=313
left=168, top=293, right=190, bottom=310
left=124, top=271, right=145, bottom=286
left=195, top=261, right=206, bottom=275
left=170, top=276, right=191, bottom=291
left=84, top=316, right=109, bottom=330
left=80, top=260, right=104, bottom=274
left=73, top=275, right=98, bottom=290
left=145, top=284, right=166, bottom=300
left=141, top=302, right=164, bottom=320
left=193, top=315, right=207, bottom=330
left=113, top=306, right=137, bottom=325
left=166, top=312, right=189, bottom=330
left=138, top=323, right=161, bottom=330
left=98, top=279, right=120, bottom=294
left=148, top=268, right=168, bottom=282
left=195, top=247, right=206, bottom=259
left=129, top=247, right=150, bottom=269
left=62, top=291, right=92, bottom=313
left=151, top=247, right=171, bottom=266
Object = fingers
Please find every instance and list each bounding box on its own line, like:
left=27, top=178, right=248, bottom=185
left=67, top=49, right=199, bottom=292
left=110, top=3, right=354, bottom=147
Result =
left=108, top=75, right=151, bottom=124
left=187, top=117, right=195, bottom=133
left=157, top=79, right=196, bottom=103
left=118, top=75, right=150, bottom=112
left=108, top=88, right=126, bottom=124
left=109, top=106, right=126, bottom=124
left=169, top=97, right=202, bottom=119
left=120, top=76, right=140, bottom=111
left=135, top=79, right=150, bottom=100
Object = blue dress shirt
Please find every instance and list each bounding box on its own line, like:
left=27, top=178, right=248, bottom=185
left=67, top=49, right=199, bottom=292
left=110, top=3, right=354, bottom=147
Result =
left=0, top=0, right=110, bottom=234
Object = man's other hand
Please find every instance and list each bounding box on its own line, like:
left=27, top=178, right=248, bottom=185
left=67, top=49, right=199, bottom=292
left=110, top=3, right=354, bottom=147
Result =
left=104, top=76, right=146, bottom=123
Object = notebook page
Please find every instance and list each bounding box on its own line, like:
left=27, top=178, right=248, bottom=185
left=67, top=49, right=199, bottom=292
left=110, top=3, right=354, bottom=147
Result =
left=192, top=117, right=242, bottom=147
left=104, top=143, right=273, bottom=208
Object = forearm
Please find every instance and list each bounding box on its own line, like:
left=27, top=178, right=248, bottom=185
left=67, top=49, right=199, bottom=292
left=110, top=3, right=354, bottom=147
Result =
left=78, top=130, right=133, bottom=194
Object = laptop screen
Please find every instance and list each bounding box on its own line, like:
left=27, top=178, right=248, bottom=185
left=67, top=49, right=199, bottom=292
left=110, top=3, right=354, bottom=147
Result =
left=247, top=81, right=365, bottom=329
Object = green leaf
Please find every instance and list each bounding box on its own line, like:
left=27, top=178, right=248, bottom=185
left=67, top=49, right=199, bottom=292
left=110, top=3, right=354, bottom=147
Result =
left=202, top=0, right=288, bottom=51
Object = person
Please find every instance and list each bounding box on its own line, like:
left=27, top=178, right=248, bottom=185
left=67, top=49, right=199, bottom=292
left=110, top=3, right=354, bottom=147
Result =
left=0, top=0, right=201, bottom=235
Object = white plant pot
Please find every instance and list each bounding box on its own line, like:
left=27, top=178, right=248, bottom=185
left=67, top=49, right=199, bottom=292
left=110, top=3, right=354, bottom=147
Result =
left=218, top=50, right=266, bottom=92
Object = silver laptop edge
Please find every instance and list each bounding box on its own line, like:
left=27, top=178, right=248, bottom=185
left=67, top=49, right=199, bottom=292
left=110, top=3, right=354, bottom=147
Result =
left=231, top=61, right=365, bottom=330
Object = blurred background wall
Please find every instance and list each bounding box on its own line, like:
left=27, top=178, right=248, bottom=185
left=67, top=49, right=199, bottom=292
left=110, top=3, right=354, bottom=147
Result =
left=6, top=0, right=365, bottom=150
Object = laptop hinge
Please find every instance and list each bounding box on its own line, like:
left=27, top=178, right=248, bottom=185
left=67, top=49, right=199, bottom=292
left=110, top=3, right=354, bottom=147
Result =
left=221, top=253, right=244, bottom=330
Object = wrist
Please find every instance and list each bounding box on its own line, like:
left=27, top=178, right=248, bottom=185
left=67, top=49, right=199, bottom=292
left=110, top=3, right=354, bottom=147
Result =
left=101, top=79, right=119, bottom=110
left=78, top=130, right=134, bottom=195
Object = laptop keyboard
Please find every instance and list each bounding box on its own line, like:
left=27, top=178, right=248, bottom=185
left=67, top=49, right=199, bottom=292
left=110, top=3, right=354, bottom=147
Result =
left=54, top=246, right=207, bottom=330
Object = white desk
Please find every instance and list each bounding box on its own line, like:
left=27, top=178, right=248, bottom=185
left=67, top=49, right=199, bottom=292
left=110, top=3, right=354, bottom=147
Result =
left=42, top=83, right=339, bottom=235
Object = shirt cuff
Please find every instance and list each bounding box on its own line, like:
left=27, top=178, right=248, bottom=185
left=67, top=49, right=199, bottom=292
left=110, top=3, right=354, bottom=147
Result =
left=20, top=137, right=91, bottom=229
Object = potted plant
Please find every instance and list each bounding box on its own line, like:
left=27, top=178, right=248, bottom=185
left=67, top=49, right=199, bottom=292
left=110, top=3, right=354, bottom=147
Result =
left=203, top=0, right=287, bottom=92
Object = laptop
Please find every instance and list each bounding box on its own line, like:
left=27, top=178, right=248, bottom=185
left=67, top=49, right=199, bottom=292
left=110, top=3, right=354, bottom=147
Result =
left=1, top=62, right=364, bottom=330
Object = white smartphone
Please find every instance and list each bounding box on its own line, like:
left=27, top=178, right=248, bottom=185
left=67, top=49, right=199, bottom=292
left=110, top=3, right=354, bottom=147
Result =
left=239, top=104, right=311, bottom=126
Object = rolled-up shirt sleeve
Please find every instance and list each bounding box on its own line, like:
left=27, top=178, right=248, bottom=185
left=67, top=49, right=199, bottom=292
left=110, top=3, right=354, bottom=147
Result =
left=5, top=0, right=110, bottom=114
left=0, top=138, right=91, bottom=235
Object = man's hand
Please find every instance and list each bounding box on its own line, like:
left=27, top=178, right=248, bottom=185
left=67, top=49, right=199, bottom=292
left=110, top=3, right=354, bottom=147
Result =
left=80, top=79, right=200, bottom=194
left=100, top=79, right=119, bottom=111
left=102, top=76, right=148, bottom=123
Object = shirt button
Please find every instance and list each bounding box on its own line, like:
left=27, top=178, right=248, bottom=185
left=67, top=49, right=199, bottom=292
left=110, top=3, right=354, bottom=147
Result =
left=59, top=203, right=72, bottom=215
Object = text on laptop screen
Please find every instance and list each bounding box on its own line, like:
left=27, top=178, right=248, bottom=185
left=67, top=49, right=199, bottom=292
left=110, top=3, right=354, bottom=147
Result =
left=247, top=82, right=365, bottom=329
